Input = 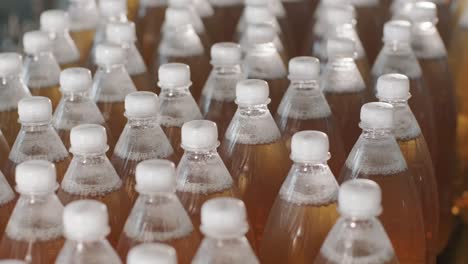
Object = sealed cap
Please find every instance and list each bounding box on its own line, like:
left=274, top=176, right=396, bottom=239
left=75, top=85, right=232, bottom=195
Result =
left=23, top=30, right=52, bottom=54
left=16, top=160, right=57, bottom=195
left=99, top=0, right=127, bottom=17
left=182, top=120, right=218, bottom=150
left=164, top=8, right=192, bottom=27
left=327, top=37, right=356, bottom=58
left=291, top=131, right=329, bottom=162
left=211, top=42, right=242, bottom=65
left=244, top=6, right=275, bottom=25
left=40, top=10, right=70, bottom=32
left=158, top=63, right=191, bottom=88
left=408, top=1, right=437, bottom=23
left=135, top=159, right=176, bottom=194
left=288, top=56, right=320, bottom=80
left=245, top=24, right=276, bottom=45
left=18, top=96, right=52, bottom=123
left=95, top=43, right=126, bottom=67
left=200, top=197, right=249, bottom=238
left=376, top=74, right=410, bottom=101
left=106, top=21, right=137, bottom=44
left=70, top=124, right=108, bottom=153
left=0, top=53, right=23, bottom=77
left=63, top=199, right=111, bottom=241
left=125, top=92, right=159, bottom=118
left=339, top=179, right=382, bottom=218
left=60, top=67, right=92, bottom=92
left=127, top=243, right=177, bottom=264
left=236, top=79, right=269, bottom=105
left=383, top=20, right=412, bottom=43
left=360, top=102, right=394, bottom=129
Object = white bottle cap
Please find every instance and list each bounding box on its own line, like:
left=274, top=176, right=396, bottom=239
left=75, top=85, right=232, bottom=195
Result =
left=60, top=67, right=92, bottom=93
left=376, top=74, right=410, bottom=101
left=158, top=63, right=191, bottom=88
left=164, top=8, right=193, bottom=28
left=70, top=124, right=108, bottom=154
left=135, top=159, right=176, bottom=194
left=210, top=42, right=242, bottom=65
left=360, top=102, right=394, bottom=129
left=99, top=0, right=127, bottom=17
left=95, top=43, right=126, bottom=67
left=0, top=52, right=23, bottom=78
left=244, top=6, right=275, bottom=25
left=63, top=199, right=111, bottom=241
left=236, top=79, right=269, bottom=105
left=383, top=20, right=412, bottom=43
left=182, top=120, right=218, bottom=150
left=291, top=131, right=329, bottom=162
left=327, top=37, right=356, bottom=58
left=200, top=197, right=249, bottom=238
left=288, top=56, right=320, bottom=80
left=125, top=92, right=159, bottom=118
left=127, top=243, right=177, bottom=264
left=23, top=30, right=52, bottom=54
left=409, top=1, right=437, bottom=23
left=40, top=10, right=70, bottom=32
left=18, top=96, right=52, bottom=123
left=339, top=179, right=382, bottom=218
left=323, top=5, right=355, bottom=25
left=16, top=160, right=57, bottom=195
left=106, top=21, right=137, bottom=44
left=245, top=24, right=276, bottom=44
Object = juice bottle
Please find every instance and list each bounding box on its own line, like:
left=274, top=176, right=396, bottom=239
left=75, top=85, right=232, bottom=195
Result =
left=209, top=0, right=243, bottom=42
left=127, top=243, right=177, bottom=264
left=127, top=0, right=140, bottom=21
left=0, top=171, right=15, bottom=235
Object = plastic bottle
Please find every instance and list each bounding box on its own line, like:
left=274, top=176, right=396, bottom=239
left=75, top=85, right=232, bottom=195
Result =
left=0, top=170, right=15, bottom=235
left=22, top=31, right=62, bottom=109
left=314, top=179, right=399, bottom=264
left=260, top=131, right=340, bottom=263
left=219, top=79, right=291, bottom=246
left=276, top=56, right=346, bottom=176
left=127, top=243, right=177, bottom=264
left=199, top=42, right=246, bottom=140
left=0, top=160, right=64, bottom=263
left=209, top=0, right=243, bottom=43
left=117, top=159, right=201, bottom=263
left=55, top=200, right=122, bottom=264
left=111, top=91, right=175, bottom=203
left=192, top=197, right=259, bottom=264
left=91, top=43, right=137, bottom=138
left=40, top=10, right=80, bottom=69
left=4, top=97, right=70, bottom=186
left=0, top=53, right=31, bottom=146
left=0, top=261, right=26, bottom=264
left=57, top=124, right=129, bottom=246
left=157, top=63, right=203, bottom=161
left=339, top=102, right=426, bottom=263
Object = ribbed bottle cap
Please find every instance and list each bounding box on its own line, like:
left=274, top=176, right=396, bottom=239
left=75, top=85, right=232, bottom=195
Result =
left=95, top=43, right=126, bottom=67
left=40, top=10, right=70, bottom=32
left=291, top=131, right=329, bottom=162
left=164, top=8, right=192, bottom=27
left=106, top=21, right=137, bottom=44
left=409, top=1, right=437, bottom=23
left=16, top=160, right=57, bottom=195
left=127, top=243, right=177, bottom=264
left=376, top=74, right=410, bottom=101
left=158, top=63, right=191, bottom=88
left=0, top=52, right=23, bottom=77
left=288, top=56, right=320, bottom=80
left=236, top=79, right=269, bottom=105
left=327, top=37, right=356, bottom=58
left=383, top=20, right=412, bottom=43
left=23, top=30, right=52, bottom=54
left=135, top=159, right=176, bottom=194
left=244, top=6, right=275, bottom=25
left=339, top=179, right=382, bottom=218
left=125, top=92, right=159, bottom=118
left=211, top=42, right=242, bottom=65
left=360, top=102, right=394, bottom=129
left=70, top=124, right=108, bottom=153
left=18, top=96, right=52, bottom=123
left=200, top=197, right=249, bottom=238
left=245, top=24, right=276, bottom=44
left=182, top=120, right=218, bottom=150
left=63, top=200, right=111, bottom=241
left=60, top=67, right=92, bottom=92
left=99, top=0, right=127, bottom=17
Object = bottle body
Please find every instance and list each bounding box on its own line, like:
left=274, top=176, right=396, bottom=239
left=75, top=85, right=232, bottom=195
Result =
left=56, top=240, right=122, bottom=264
left=192, top=237, right=259, bottom=264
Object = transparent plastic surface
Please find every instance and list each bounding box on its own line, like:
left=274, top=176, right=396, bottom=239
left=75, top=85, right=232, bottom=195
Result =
left=56, top=240, right=122, bottom=264
left=136, top=2, right=166, bottom=66
left=0, top=171, right=14, bottom=234
left=47, top=32, right=80, bottom=68
left=192, top=237, right=259, bottom=264
left=122, top=44, right=153, bottom=92
left=68, top=0, right=99, bottom=65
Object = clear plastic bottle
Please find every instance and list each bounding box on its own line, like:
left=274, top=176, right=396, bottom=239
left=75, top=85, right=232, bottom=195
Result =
left=127, top=243, right=177, bottom=264
left=199, top=42, right=246, bottom=140
left=275, top=56, right=346, bottom=176
left=91, top=43, right=137, bottom=138
left=321, top=37, right=367, bottom=153
left=0, top=160, right=64, bottom=263
left=40, top=10, right=80, bottom=69
left=55, top=200, right=122, bottom=264
left=157, top=63, right=203, bottom=161
left=0, top=169, right=15, bottom=235
left=260, top=131, right=340, bottom=263
left=106, top=21, right=154, bottom=92
left=339, top=102, right=426, bottom=263
left=111, top=91, right=175, bottom=203
left=0, top=260, right=26, bottom=264
left=116, top=159, right=201, bottom=263
left=22, top=31, right=62, bottom=110
left=314, top=179, right=400, bottom=264
left=376, top=74, right=438, bottom=263
left=209, top=0, right=243, bottom=43
left=57, top=124, right=129, bottom=247
left=192, top=197, right=259, bottom=264
left=4, top=97, right=70, bottom=186
left=0, top=53, right=31, bottom=146
left=219, top=79, right=291, bottom=246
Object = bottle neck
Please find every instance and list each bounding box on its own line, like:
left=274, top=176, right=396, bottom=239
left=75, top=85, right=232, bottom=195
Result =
left=159, top=85, right=191, bottom=95
left=61, top=90, right=88, bottom=99
left=71, top=150, right=108, bottom=160
left=383, top=41, right=413, bottom=53
left=0, top=74, right=22, bottom=85
left=21, top=121, right=52, bottom=131
left=211, top=64, right=242, bottom=75
left=236, top=103, right=270, bottom=116
left=126, top=116, right=158, bottom=126
left=19, top=191, right=56, bottom=202
left=98, top=63, right=126, bottom=73
left=360, top=127, right=393, bottom=139
left=182, top=147, right=218, bottom=157
left=288, top=79, right=320, bottom=89
left=26, top=51, right=55, bottom=62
